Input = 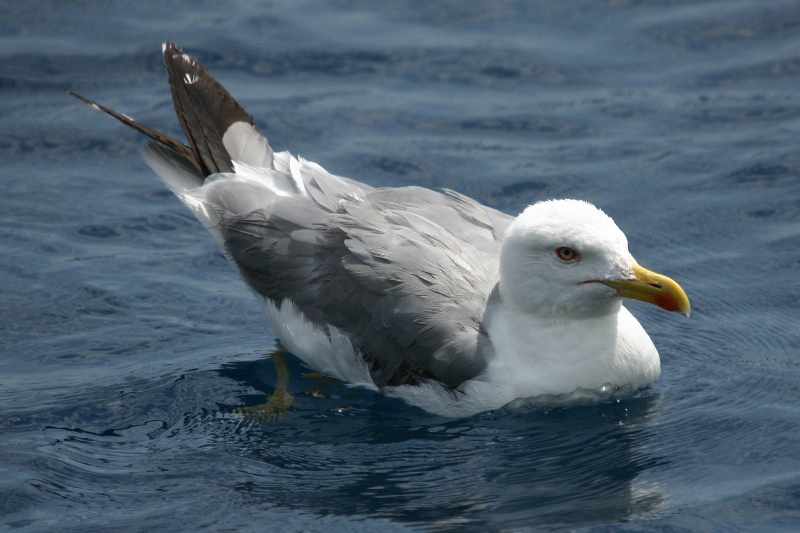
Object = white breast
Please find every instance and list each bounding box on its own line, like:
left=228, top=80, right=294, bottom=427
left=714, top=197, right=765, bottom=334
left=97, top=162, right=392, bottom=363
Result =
left=483, top=302, right=660, bottom=400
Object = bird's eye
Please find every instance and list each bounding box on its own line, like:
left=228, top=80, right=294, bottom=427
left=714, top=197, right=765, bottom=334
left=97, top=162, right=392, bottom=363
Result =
left=556, top=246, right=580, bottom=262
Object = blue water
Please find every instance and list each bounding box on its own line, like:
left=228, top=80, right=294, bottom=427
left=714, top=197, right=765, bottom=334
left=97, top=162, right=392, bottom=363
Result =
left=2, top=0, right=800, bottom=530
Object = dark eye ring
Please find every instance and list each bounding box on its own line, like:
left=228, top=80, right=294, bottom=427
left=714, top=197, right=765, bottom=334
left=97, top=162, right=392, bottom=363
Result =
left=556, top=246, right=580, bottom=262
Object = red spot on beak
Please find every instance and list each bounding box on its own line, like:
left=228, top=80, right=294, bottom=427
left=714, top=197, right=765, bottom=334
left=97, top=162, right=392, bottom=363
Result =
left=654, top=294, right=680, bottom=313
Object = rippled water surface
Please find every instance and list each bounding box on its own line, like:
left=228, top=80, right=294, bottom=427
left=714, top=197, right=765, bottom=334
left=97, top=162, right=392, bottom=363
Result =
left=2, top=1, right=800, bottom=531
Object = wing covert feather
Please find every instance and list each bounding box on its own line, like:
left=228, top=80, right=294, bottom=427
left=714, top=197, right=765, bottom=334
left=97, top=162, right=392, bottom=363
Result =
left=219, top=184, right=508, bottom=388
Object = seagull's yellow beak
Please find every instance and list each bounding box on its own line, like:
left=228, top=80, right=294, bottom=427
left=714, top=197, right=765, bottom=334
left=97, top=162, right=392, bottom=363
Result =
left=603, top=264, right=691, bottom=317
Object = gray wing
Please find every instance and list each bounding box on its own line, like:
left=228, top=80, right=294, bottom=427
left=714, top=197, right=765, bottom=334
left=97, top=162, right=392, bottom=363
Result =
left=220, top=180, right=511, bottom=388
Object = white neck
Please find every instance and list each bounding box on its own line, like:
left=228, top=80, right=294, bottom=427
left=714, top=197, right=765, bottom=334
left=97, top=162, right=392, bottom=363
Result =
left=482, top=300, right=660, bottom=400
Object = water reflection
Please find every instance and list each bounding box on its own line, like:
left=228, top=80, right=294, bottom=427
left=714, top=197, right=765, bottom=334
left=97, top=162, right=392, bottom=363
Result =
left=214, top=350, right=666, bottom=531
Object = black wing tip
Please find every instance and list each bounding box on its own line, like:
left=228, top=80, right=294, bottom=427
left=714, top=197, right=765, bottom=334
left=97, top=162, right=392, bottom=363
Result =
left=66, top=89, right=89, bottom=103
left=68, top=87, right=202, bottom=174
left=67, top=90, right=112, bottom=115
left=162, top=41, right=182, bottom=60
left=161, top=41, right=208, bottom=85
left=73, top=42, right=269, bottom=178
left=162, top=41, right=195, bottom=68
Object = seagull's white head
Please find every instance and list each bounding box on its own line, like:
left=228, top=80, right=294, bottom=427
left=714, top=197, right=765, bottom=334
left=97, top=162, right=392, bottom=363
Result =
left=499, top=199, right=690, bottom=320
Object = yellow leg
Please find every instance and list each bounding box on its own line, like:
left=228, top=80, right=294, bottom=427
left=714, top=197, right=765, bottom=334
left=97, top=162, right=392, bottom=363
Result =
left=234, top=350, right=294, bottom=422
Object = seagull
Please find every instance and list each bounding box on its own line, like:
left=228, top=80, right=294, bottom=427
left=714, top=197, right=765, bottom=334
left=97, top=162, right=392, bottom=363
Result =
left=70, top=42, right=690, bottom=417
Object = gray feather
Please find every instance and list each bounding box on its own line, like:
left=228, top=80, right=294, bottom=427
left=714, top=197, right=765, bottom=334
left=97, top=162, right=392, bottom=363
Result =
left=216, top=182, right=509, bottom=388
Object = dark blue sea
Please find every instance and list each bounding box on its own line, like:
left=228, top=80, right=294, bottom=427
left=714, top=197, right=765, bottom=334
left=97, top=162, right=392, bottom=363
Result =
left=2, top=1, right=799, bottom=531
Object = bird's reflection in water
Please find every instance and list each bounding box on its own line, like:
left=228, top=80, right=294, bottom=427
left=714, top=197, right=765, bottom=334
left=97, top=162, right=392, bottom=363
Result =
left=214, top=349, right=667, bottom=530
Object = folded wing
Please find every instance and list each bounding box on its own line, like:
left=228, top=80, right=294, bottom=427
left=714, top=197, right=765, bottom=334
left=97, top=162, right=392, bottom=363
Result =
left=72, top=42, right=514, bottom=389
